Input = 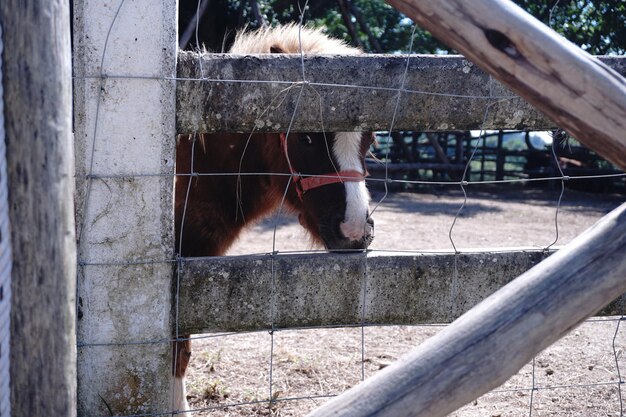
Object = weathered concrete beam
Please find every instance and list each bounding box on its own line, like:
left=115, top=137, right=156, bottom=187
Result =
left=177, top=249, right=625, bottom=334
left=176, top=53, right=625, bottom=133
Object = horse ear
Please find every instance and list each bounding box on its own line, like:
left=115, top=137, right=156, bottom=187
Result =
left=270, top=45, right=285, bottom=53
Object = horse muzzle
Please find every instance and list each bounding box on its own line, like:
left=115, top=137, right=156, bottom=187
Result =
left=326, top=215, right=374, bottom=252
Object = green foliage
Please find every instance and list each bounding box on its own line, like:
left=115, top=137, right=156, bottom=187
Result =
left=181, top=0, right=625, bottom=55
left=511, top=0, right=626, bottom=55
left=309, top=1, right=446, bottom=53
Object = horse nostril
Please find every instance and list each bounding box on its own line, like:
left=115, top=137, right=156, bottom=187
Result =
left=339, top=215, right=375, bottom=242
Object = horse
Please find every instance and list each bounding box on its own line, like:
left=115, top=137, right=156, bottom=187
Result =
left=172, top=24, right=375, bottom=412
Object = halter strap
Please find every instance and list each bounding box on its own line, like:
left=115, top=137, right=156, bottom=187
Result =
left=279, top=133, right=366, bottom=200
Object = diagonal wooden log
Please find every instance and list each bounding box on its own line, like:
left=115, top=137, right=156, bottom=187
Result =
left=306, top=201, right=626, bottom=417
left=386, top=0, right=626, bottom=171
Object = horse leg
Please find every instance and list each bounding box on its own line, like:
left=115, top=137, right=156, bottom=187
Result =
left=173, top=337, right=192, bottom=412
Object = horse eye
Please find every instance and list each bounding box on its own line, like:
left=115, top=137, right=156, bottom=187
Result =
left=300, top=134, right=314, bottom=146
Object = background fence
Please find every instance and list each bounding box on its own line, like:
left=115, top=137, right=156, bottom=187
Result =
left=2, top=0, right=620, bottom=416
left=367, top=129, right=626, bottom=192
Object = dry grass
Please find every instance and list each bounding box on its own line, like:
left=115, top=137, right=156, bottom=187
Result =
left=186, top=321, right=624, bottom=416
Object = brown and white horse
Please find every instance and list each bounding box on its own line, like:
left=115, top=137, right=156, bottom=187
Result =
left=173, top=24, right=374, bottom=412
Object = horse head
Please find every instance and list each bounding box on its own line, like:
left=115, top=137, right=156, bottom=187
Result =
left=229, top=25, right=375, bottom=252
left=279, top=131, right=375, bottom=251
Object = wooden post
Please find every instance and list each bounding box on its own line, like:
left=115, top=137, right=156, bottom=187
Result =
left=0, top=23, right=12, bottom=417
left=307, top=202, right=626, bottom=417
left=386, top=0, right=626, bottom=171
left=0, top=1, right=77, bottom=416
left=496, top=131, right=505, bottom=180
left=426, top=133, right=460, bottom=180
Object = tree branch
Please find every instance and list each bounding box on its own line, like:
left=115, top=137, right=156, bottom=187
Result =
left=336, top=0, right=365, bottom=49
left=346, top=0, right=383, bottom=52
left=249, top=0, right=267, bottom=27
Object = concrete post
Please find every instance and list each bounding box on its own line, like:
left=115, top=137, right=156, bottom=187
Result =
left=72, top=0, right=177, bottom=414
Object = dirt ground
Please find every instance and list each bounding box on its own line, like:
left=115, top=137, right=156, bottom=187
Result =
left=186, top=185, right=625, bottom=416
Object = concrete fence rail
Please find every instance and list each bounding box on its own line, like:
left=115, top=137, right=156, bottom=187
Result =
left=178, top=249, right=625, bottom=335
left=176, top=53, right=625, bottom=134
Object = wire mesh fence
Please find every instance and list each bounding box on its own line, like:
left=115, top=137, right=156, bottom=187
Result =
left=73, top=0, right=625, bottom=416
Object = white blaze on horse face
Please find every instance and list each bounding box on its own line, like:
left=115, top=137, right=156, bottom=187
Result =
left=333, top=132, right=371, bottom=241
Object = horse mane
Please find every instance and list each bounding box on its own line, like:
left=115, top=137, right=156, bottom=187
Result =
left=229, top=23, right=362, bottom=55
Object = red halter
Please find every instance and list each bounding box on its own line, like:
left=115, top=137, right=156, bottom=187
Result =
left=279, top=133, right=366, bottom=200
